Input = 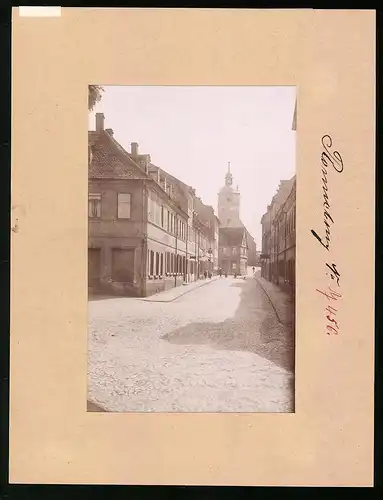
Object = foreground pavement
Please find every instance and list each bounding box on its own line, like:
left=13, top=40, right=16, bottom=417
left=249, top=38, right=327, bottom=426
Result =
left=88, top=274, right=294, bottom=412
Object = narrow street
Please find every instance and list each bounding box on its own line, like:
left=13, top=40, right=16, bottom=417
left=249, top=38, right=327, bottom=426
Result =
left=88, top=272, right=294, bottom=413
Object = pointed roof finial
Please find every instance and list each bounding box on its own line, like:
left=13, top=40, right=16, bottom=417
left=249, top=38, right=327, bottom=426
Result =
left=225, top=161, right=233, bottom=186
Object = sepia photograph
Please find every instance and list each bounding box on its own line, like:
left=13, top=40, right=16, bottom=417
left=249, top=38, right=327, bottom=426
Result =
left=87, top=85, right=296, bottom=413
left=9, top=7, right=374, bottom=486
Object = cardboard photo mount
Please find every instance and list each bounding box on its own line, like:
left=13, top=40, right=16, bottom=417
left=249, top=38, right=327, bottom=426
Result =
left=11, top=8, right=375, bottom=486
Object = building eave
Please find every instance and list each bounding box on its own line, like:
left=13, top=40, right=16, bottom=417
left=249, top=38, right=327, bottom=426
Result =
left=147, top=178, right=189, bottom=218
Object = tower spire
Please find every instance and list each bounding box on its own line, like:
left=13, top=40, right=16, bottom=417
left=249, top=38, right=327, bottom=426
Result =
left=225, top=162, right=233, bottom=186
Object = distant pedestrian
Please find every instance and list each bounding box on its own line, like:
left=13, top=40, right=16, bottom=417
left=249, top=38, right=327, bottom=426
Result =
left=218, top=268, right=222, bottom=278
left=252, top=266, right=255, bottom=274
left=208, top=271, right=212, bottom=279
left=204, top=270, right=207, bottom=279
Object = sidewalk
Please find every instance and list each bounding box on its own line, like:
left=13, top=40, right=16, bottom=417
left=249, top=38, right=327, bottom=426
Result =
left=139, top=276, right=219, bottom=303
left=255, top=274, right=294, bottom=327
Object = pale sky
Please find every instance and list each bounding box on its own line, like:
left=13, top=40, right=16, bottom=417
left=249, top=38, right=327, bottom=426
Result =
left=89, top=86, right=296, bottom=246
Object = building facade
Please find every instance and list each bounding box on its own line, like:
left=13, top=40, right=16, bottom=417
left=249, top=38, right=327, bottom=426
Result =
left=245, top=230, right=257, bottom=267
left=260, top=177, right=295, bottom=291
left=260, top=96, right=296, bottom=284
left=218, top=227, right=248, bottom=275
left=88, top=113, right=219, bottom=297
left=255, top=250, right=262, bottom=267
left=193, top=196, right=220, bottom=275
left=144, top=163, right=193, bottom=292
left=88, top=114, right=150, bottom=297
left=260, top=207, right=272, bottom=280
left=272, top=178, right=296, bottom=293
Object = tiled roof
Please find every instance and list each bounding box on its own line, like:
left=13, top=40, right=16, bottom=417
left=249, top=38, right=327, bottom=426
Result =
left=89, top=131, right=149, bottom=180
left=152, top=164, right=192, bottom=193
left=219, top=227, right=246, bottom=246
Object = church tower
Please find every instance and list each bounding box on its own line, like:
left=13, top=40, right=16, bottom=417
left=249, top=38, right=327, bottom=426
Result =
left=218, top=162, right=241, bottom=227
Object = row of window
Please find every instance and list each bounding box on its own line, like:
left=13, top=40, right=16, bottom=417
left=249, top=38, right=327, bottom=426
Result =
left=148, top=197, right=211, bottom=245
left=89, top=192, right=214, bottom=247
left=148, top=197, right=188, bottom=240
left=89, top=193, right=131, bottom=219
left=262, top=208, right=296, bottom=255
left=148, top=250, right=194, bottom=277
left=275, top=208, right=296, bottom=246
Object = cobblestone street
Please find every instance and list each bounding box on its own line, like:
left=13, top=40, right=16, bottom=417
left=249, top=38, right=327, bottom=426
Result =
left=88, top=272, right=295, bottom=412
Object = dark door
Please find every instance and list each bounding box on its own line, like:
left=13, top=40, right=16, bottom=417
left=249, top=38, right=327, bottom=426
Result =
left=88, top=248, right=101, bottom=288
left=112, top=248, right=135, bottom=282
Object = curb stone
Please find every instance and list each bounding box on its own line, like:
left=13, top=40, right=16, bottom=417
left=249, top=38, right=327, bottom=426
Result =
left=255, top=276, right=292, bottom=327
left=139, top=277, right=219, bottom=303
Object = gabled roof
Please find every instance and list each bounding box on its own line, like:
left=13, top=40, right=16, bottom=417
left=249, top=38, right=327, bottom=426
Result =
left=219, top=226, right=246, bottom=247
left=89, top=130, right=149, bottom=180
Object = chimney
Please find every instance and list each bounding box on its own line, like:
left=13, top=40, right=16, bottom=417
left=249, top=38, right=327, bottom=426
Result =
left=143, top=154, right=151, bottom=174
left=95, top=113, right=105, bottom=133
left=131, top=142, right=138, bottom=157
